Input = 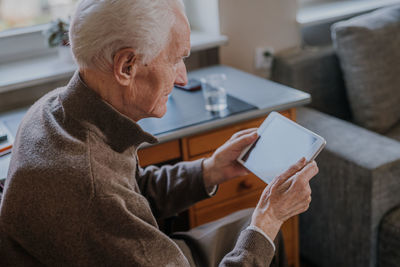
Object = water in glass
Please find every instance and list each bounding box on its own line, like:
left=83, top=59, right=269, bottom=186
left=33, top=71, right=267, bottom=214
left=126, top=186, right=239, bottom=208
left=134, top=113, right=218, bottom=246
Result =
left=201, top=73, right=228, bottom=112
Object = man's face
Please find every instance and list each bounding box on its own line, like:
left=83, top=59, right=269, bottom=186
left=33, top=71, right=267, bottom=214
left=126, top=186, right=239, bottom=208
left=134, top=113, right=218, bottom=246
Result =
left=127, top=12, right=190, bottom=120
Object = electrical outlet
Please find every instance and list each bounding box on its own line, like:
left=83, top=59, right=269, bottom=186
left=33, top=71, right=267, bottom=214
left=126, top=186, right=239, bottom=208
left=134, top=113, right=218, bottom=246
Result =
left=254, top=46, right=274, bottom=70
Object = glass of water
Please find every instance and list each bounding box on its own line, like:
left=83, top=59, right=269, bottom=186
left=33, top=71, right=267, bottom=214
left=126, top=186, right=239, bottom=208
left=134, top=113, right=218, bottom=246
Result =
left=200, top=73, right=228, bottom=112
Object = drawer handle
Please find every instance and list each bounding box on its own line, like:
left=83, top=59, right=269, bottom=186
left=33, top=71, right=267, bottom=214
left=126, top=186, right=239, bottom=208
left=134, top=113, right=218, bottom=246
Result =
left=239, top=180, right=253, bottom=189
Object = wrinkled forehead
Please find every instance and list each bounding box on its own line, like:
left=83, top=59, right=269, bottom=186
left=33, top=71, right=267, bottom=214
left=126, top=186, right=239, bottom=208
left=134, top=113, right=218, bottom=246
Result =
left=169, top=11, right=191, bottom=56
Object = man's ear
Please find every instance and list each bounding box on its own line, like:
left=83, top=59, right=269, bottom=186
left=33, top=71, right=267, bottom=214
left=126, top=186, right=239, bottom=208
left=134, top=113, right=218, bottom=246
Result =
left=113, top=48, right=137, bottom=86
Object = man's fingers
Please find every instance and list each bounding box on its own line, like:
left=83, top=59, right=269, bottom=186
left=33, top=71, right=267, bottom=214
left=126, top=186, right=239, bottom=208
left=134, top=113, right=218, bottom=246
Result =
left=230, top=128, right=258, bottom=140
left=229, top=131, right=258, bottom=152
left=296, top=161, right=318, bottom=182
left=276, top=157, right=307, bottom=184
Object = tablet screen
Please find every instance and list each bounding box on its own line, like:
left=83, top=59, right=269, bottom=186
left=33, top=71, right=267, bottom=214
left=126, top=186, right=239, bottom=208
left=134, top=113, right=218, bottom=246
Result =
left=241, top=115, right=319, bottom=183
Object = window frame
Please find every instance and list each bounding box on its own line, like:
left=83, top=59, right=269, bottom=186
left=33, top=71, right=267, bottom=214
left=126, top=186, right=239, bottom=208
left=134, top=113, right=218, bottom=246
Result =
left=0, top=24, right=55, bottom=63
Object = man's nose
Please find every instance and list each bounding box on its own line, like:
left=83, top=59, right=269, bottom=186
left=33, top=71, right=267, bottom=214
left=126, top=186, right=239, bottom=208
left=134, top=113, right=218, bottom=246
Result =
left=174, top=61, right=188, bottom=87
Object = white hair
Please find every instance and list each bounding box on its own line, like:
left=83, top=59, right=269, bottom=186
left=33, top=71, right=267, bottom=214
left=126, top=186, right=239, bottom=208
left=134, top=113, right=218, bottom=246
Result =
left=69, top=0, right=185, bottom=72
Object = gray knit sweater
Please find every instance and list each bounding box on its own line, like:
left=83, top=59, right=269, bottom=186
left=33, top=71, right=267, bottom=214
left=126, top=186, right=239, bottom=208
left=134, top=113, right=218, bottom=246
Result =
left=0, top=72, right=274, bottom=266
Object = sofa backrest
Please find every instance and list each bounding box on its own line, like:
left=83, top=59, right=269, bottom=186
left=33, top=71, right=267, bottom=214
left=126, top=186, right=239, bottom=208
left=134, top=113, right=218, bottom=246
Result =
left=272, top=46, right=352, bottom=121
left=331, top=4, right=400, bottom=134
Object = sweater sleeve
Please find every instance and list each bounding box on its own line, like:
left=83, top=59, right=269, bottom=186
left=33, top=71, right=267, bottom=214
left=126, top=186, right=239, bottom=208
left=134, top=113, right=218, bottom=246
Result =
left=219, top=229, right=275, bottom=266
left=136, top=159, right=211, bottom=219
left=246, top=225, right=276, bottom=251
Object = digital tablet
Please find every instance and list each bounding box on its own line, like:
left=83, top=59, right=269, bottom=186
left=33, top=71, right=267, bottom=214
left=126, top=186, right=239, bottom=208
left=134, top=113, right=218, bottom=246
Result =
left=237, top=112, right=326, bottom=184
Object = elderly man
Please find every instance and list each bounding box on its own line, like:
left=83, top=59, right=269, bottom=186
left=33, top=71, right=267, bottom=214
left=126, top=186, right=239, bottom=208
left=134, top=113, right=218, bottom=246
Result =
left=0, top=0, right=318, bottom=266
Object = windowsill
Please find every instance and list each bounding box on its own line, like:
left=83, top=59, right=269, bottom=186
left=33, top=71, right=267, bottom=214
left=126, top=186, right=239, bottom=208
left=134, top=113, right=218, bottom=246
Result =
left=0, top=31, right=228, bottom=94
left=190, top=31, right=228, bottom=52
left=297, top=0, right=400, bottom=27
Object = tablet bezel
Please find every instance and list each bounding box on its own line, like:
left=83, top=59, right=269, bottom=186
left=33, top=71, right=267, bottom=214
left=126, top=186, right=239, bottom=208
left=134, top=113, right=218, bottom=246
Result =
left=237, top=111, right=326, bottom=183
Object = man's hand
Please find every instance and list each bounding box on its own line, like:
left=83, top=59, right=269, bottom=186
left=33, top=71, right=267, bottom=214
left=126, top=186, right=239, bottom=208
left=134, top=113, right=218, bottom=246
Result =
left=250, top=158, right=319, bottom=241
left=202, top=128, right=259, bottom=189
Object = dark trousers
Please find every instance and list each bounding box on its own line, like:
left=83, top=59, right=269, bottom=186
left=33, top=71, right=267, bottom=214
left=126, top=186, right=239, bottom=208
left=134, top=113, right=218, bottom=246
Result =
left=173, top=208, right=288, bottom=267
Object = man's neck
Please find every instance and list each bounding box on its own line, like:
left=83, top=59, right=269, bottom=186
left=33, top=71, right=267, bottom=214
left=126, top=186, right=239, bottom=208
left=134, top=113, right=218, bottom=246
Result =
left=79, top=69, right=141, bottom=122
left=79, top=69, right=115, bottom=101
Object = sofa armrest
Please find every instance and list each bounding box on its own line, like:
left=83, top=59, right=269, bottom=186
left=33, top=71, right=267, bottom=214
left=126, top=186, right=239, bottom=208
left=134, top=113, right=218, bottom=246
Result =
left=272, top=46, right=351, bottom=120
left=296, top=107, right=400, bottom=267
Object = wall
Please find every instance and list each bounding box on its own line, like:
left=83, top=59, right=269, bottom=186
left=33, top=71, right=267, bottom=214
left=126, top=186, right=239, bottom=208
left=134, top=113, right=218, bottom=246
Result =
left=184, top=0, right=221, bottom=34
left=218, top=0, right=301, bottom=76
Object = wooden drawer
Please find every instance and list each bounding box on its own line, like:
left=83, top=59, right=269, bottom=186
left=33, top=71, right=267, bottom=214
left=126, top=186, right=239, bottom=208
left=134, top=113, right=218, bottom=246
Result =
left=195, top=173, right=266, bottom=210
left=137, top=140, right=181, bottom=166
left=186, top=117, right=264, bottom=157
left=191, top=189, right=263, bottom=226
left=239, top=116, right=266, bottom=129
left=237, top=110, right=291, bottom=130
left=187, top=124, right=240, bottom=157
left=279, top=110, right=291, bottom=120
left=188, top=152, right=266, bottom=210
left=186, top=110, right=293, bottom=158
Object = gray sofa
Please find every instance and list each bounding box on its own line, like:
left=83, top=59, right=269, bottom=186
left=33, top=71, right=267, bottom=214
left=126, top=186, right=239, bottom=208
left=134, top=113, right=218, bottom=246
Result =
left=272, top=5, right=400, bottom=267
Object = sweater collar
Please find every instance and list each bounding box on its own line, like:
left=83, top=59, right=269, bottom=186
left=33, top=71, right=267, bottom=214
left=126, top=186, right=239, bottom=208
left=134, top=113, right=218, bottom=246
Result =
left=59, top=71, right=158, bottom=152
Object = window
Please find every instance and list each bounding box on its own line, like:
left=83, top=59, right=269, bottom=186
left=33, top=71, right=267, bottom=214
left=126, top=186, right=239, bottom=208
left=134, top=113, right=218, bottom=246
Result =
left=0, top=0, right=77, bottom=33
left=297, top=0, right=400, bottom=26
left=0, top=0, right=223, bottom=62
left=0, top=0, right=226, bottom=93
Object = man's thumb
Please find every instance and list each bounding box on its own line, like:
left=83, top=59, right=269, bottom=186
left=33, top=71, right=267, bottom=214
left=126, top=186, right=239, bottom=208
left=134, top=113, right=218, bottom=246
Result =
left=231, top=131, right=259, bottom=152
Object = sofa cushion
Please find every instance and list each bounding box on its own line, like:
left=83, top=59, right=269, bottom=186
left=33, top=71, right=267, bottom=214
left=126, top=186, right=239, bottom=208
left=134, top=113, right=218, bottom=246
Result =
left=331, top=5, right=400, bottom=134
left=379, top=207, right=400, bottom=267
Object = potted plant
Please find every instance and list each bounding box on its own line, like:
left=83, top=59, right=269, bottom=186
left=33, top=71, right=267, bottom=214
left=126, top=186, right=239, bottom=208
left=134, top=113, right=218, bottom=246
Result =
left=43, top=18, right=74, bottom=63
